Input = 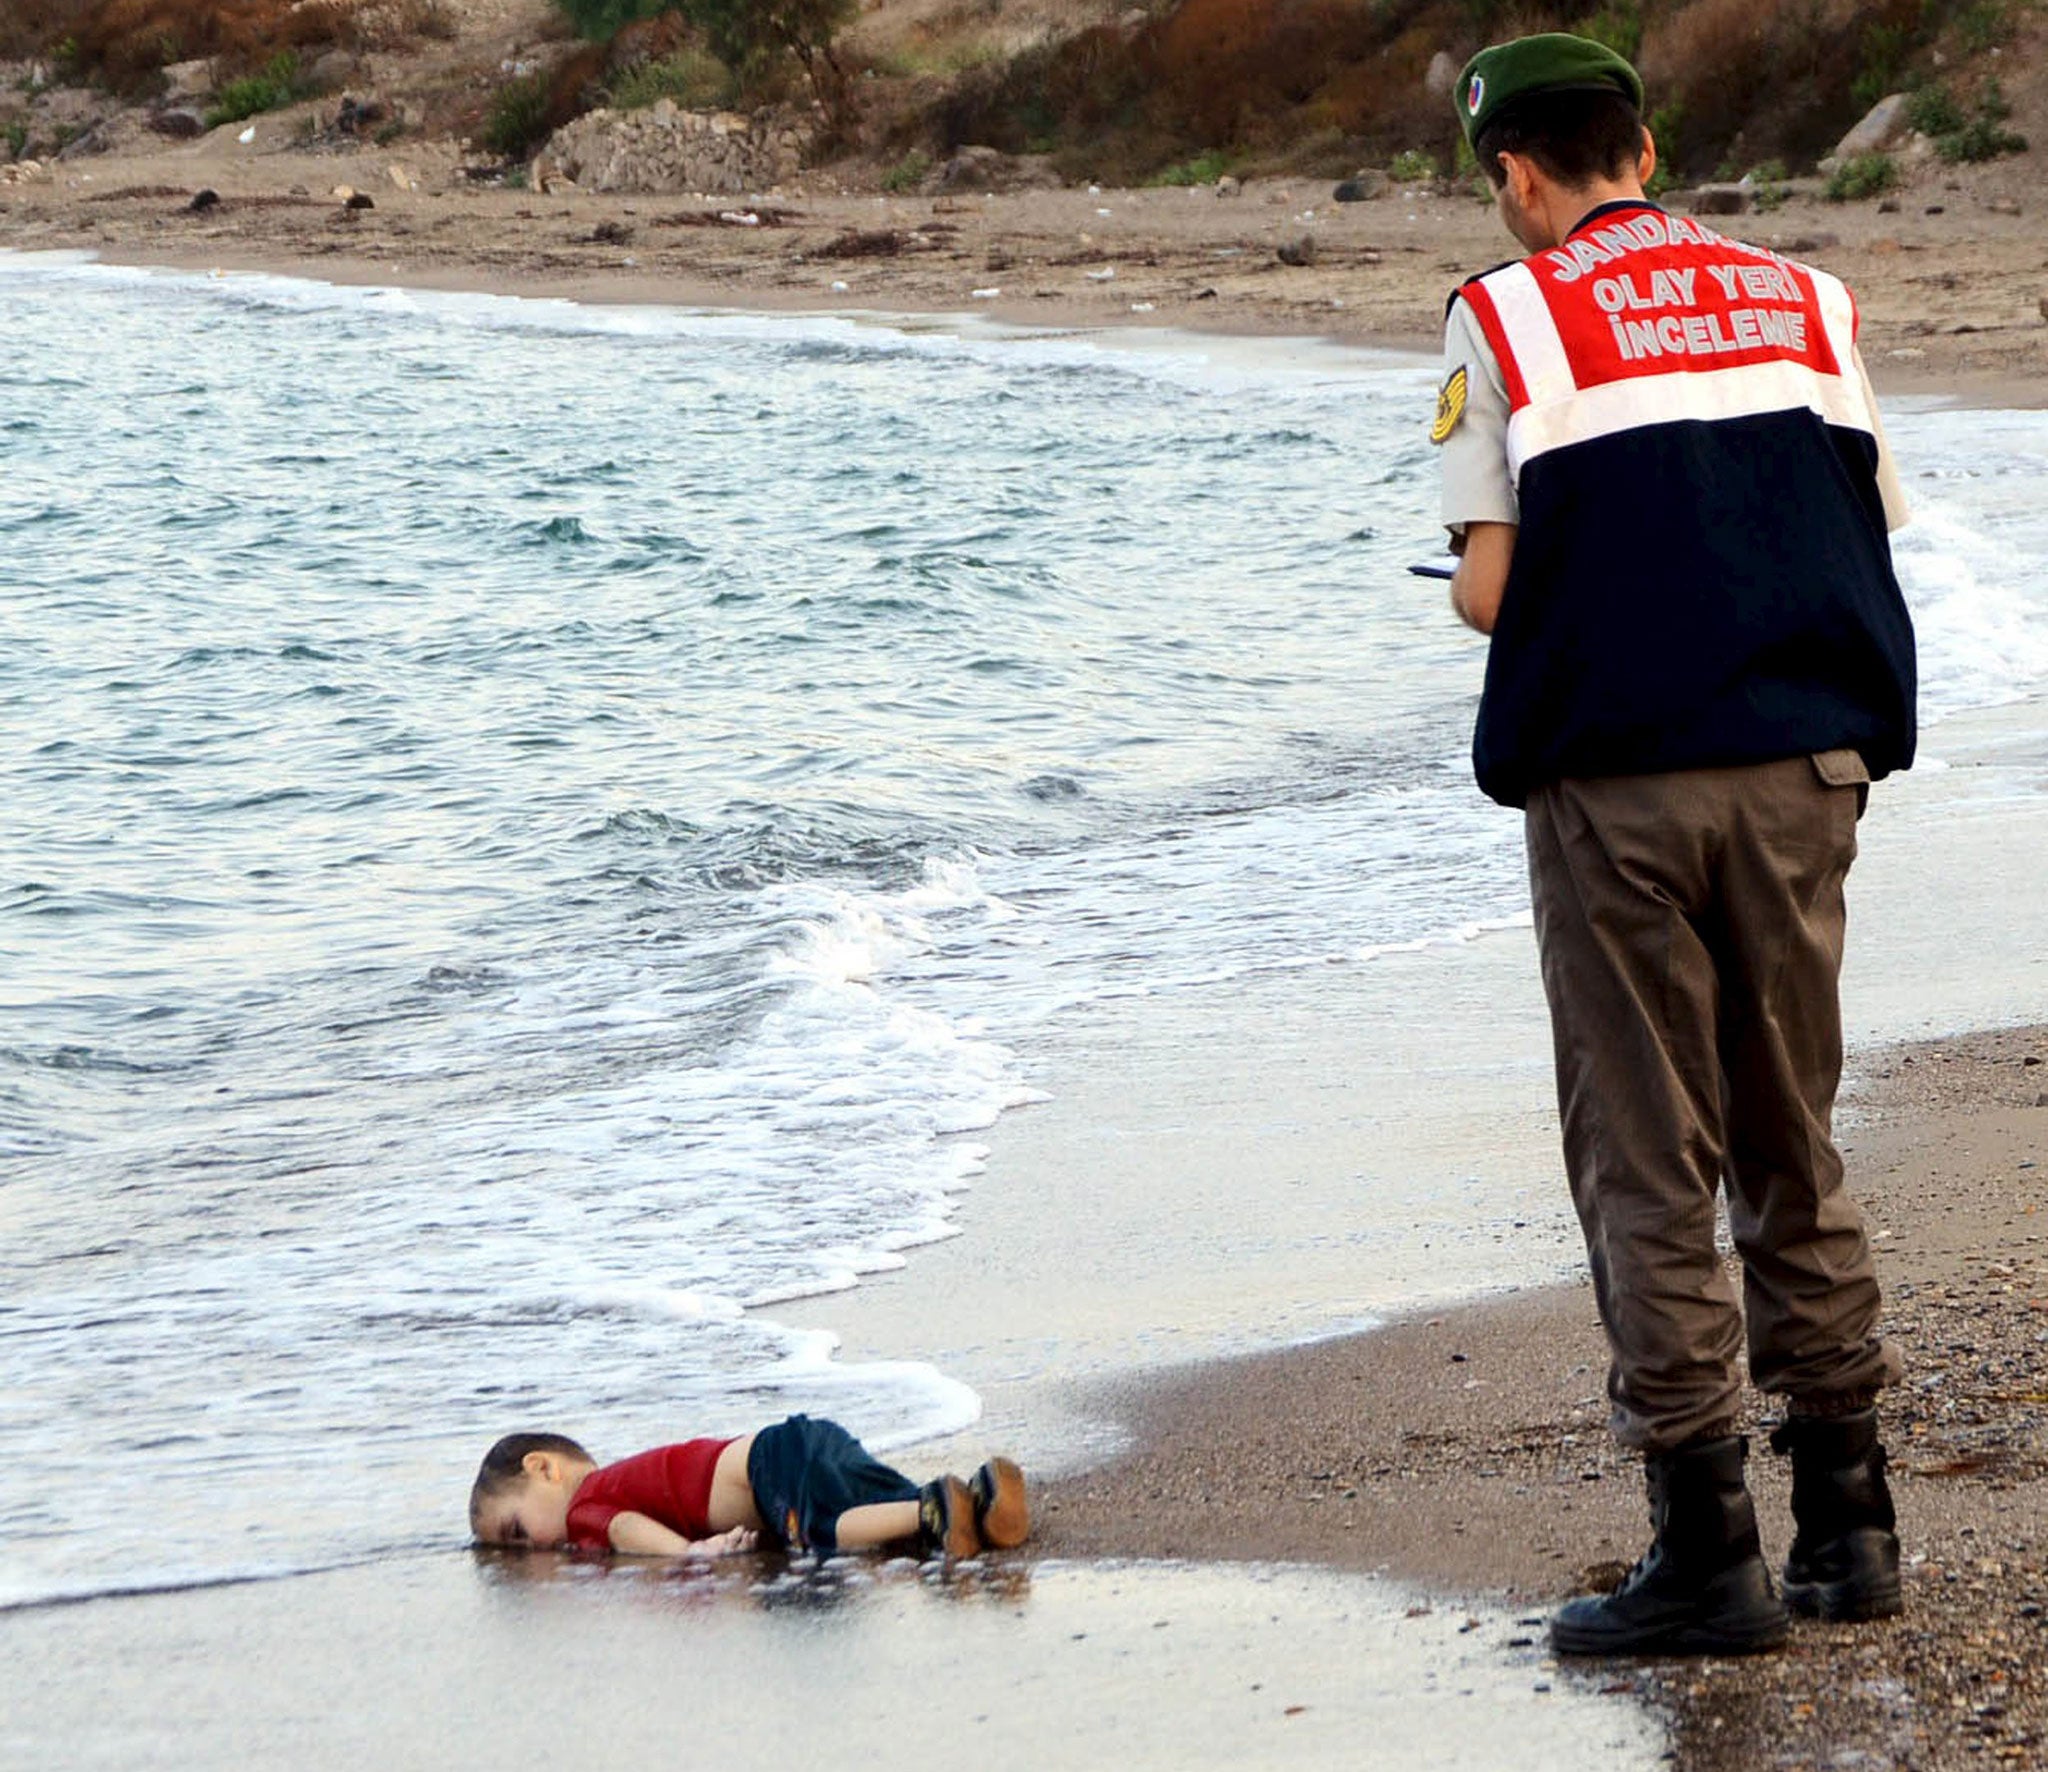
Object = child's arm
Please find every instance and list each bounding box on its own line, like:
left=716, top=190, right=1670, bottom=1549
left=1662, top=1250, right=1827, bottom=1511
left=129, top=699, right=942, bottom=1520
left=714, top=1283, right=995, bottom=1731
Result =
left=607, top=1511, right=759, bottom=1559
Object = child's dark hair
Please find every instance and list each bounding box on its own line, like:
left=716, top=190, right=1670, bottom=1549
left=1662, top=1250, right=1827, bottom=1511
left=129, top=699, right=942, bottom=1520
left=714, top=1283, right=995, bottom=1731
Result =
left=1474, top=87, right=1647, bottom=190
left=469, top=1432, right=592, bottom=1531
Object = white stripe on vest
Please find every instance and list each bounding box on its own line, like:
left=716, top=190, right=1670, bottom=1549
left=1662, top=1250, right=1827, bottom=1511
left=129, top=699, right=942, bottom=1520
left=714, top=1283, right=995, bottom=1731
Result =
left=1484, top=262, right=1575, bottom=409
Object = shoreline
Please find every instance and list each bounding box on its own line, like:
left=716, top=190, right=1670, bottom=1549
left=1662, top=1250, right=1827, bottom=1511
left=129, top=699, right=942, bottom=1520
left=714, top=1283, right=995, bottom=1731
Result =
left=7, top=142, right=2048, bottom=403
left=1032, top=1022, right=2048, bottom=1769
left=22, top=235, right=2043, bottom=421
left=9, top=233, right=2046, bottom=412
left=10, top=218, right=2047, bottom=1768
left=776, top=686, right=2048, bottom=1766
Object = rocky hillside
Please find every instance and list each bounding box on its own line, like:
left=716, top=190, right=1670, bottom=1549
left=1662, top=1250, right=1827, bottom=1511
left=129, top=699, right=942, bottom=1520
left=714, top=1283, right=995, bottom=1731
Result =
left=2, top=0, right=2042, bottom=194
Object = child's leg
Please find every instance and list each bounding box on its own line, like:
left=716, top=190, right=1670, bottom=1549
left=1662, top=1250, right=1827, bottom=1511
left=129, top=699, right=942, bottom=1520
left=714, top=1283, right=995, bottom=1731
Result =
left=749, top=1416, right=922, bottom=1553
left=829, top=1500, right=921, bottom=1551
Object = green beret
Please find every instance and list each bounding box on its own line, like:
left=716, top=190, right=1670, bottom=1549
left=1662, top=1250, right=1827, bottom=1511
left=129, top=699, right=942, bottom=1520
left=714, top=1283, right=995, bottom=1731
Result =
left=1457, top=32, right=1645, bottom=144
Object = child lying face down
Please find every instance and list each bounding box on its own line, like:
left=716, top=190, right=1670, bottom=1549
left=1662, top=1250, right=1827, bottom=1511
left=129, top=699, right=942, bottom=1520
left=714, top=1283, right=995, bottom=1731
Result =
left=469, top=1412, right=1028, bottom=1560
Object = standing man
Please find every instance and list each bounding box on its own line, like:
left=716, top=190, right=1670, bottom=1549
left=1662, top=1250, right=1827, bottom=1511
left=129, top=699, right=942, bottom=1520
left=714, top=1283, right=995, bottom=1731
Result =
left=1433, top=35, right=1917, bottom=1657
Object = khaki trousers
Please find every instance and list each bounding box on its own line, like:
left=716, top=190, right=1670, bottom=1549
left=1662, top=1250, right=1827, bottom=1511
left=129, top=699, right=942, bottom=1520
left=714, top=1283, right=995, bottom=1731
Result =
left=1526, top=754, right=1902, bottom=1454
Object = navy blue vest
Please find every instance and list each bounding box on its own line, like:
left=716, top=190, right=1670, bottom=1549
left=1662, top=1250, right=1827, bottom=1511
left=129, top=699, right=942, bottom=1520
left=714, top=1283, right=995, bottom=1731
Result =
left=1455, top=203, right=1915, bottom=809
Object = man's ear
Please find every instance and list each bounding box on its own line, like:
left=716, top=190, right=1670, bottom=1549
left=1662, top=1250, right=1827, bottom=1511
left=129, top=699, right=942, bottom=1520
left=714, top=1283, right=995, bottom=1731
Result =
left=1637, top=126, right=1657, bottom=188
left=1498, top=149, right=1537, bottom=210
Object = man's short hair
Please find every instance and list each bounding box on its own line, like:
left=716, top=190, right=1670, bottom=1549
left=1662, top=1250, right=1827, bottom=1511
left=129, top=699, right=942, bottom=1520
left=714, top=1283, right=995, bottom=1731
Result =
left=1473, top=87, right=1648, bottom=191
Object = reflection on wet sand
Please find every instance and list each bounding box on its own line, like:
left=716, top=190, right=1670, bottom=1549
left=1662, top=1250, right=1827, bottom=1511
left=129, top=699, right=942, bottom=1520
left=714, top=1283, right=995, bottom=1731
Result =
left=472, top=1544, right=1036, bottom=1618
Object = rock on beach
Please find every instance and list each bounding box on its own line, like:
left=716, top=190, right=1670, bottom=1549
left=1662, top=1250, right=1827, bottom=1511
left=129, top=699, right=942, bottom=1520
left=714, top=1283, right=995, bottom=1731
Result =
left=537, top=102, right=810, bottom=196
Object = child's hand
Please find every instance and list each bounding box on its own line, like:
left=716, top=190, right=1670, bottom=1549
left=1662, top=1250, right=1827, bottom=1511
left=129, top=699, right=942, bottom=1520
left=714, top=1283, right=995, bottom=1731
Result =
left=686, top=1526, right=760, bottom=1559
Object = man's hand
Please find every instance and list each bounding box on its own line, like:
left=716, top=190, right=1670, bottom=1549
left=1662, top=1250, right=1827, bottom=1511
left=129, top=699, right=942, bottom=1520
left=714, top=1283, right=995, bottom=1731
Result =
left=1450, top=522, right=1517, bottom=634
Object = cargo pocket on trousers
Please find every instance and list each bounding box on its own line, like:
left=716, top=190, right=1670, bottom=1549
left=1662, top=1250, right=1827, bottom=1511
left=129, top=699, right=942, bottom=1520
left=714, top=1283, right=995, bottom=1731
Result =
left=1811, top=748, right=1871, bottom=818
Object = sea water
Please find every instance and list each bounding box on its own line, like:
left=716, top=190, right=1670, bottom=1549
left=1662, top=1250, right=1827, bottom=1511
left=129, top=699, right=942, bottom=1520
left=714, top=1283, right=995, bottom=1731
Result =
left=4, top=252, right=2046, bottom=1609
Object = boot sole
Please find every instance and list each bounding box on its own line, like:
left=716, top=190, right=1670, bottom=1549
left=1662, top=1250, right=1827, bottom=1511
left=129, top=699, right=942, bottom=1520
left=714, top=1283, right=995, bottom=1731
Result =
left=1552, top=1610, right=1789, bottom=1657
left=1552, top=1552, right=1790, bottom=1658
left=1784, top=1575, right=1903, bottom=1622
left=975, top=1457, right=1030, bottom=1549
left=931, top=1476, right=982, bottom=1560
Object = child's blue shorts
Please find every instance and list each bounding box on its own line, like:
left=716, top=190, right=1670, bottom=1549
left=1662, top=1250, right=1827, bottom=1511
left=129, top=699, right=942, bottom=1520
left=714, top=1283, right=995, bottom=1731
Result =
left=746, top=1414, right=919, bottom=1553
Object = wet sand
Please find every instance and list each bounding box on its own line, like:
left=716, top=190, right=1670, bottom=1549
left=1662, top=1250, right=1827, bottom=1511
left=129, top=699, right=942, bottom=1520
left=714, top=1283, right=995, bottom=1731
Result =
left=783, top=695, right=2048, bottom=1768
left=6, top=1016, right=2038, bottom=1770
left=1039, top=1024, right=2048, bottom=1769
left=0, top=1554, right=1666, bottom=1769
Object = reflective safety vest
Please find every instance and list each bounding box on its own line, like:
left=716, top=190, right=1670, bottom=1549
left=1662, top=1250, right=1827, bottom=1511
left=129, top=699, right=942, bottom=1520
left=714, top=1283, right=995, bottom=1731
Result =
left=1453, top=200, right=1915, bottom=809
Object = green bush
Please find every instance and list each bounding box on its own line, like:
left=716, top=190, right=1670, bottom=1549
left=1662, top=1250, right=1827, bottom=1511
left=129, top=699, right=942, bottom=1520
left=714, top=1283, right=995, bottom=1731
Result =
left=687, top=0, right=853, bottom=97
left=879, top=147, right=928, bottom=191
left=1910, top=78, right=2027, bottom=164
left=1938, top=78, right=2027, bottom=161
left=1576, top=2, right=1643, bottom=61
left=1953, top=0, right=2020, bottom=52
left=1936, top=114, right=2027, bottom=161
left=554, top=0, right=670, bottom=42
left=1824, top=153, right=1897, bottom=201
left=1905, top=84, right=1965, bottom=137
left=606, top=46, right=730, bottom=109
left=482, top=71, right=553, bottom=158
left=1450, top=130, right=1492, bottom=202
left=1851, top=21, right=1909, bottom=114
left=1388, top=147, right=1436, bottom=181
left=3, top=118, right=25, bottom=159
left=1147, top=148, right=1232, bottom=186
left=1642, top=99, right=1682, bottom=195
left=201, top=50, right=304, bottom=128
left=867, top=37, right=1002, bottom=78
left=555, top=0, right=853, bottom=115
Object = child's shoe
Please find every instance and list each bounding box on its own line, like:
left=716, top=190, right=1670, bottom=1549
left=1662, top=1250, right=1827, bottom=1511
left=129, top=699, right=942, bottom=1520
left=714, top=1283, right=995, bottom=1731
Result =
left=918, top=1476, right=982, bottom=1559
left=968, top=1457, right=1030, bottom=1549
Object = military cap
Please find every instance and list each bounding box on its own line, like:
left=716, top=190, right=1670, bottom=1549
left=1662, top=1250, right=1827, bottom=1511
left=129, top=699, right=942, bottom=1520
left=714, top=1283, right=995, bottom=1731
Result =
left=1457, top=32, right=1645, bottom=144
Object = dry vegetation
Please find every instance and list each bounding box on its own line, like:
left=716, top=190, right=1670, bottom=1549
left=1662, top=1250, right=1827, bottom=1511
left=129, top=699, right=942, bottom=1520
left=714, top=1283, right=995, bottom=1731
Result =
left=1, top=0, right=464, bottom=89
left=899, top=0, right=2036, bottom=183
left=0, top=0, right=2036, bottom=185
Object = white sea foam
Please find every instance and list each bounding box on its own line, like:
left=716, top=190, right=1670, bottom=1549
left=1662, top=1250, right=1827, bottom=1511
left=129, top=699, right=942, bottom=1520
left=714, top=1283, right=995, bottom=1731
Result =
left=0, top=248, right=1430, bottom=410
left=1894, top=494, right=2048, bottom=718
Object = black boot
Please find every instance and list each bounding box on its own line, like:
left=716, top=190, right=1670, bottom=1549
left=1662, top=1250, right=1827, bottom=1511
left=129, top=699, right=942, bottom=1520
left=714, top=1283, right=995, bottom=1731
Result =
left=1771, top=1408, right=1902, bottom=1621
left=1551, top=1435, right=1789, bottom=1656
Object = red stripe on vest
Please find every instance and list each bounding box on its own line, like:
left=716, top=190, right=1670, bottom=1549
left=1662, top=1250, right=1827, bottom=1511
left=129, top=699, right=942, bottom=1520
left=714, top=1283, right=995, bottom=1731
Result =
left=1455, top=277, right=1529, bottom=411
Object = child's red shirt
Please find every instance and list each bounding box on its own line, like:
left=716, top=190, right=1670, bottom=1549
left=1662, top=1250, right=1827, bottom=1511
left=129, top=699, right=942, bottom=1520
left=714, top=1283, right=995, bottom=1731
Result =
left=565, top=1439, right=737, bottom=1550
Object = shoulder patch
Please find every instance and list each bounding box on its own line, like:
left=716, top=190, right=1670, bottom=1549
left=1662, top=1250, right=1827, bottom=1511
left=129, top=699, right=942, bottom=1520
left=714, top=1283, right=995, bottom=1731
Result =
left=1430, top=364, right=1470, bottom=445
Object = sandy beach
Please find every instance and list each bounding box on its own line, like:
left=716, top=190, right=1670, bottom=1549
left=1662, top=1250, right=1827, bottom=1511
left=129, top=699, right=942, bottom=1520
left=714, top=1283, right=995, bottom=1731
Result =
left=773, top=688, right=2048, bottom=1768
left=6, top=753, right=2043, bottom=1767
left=6, top=150, right=2048, bottom=1768
left=7, top=129, right=2048, bottom=404
left=1038, top=1025, right=2048, bottom=1770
